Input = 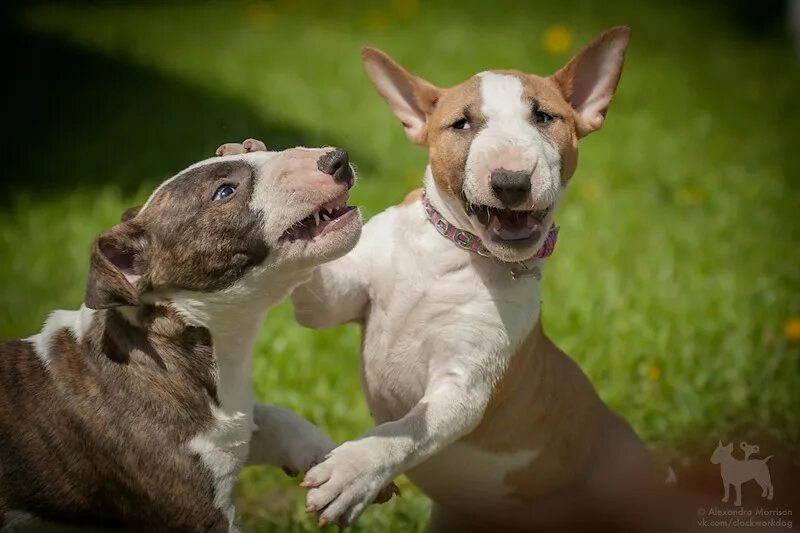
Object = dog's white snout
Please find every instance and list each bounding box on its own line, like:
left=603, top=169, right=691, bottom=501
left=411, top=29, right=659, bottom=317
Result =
left=481, top=138, right=534, bottom=175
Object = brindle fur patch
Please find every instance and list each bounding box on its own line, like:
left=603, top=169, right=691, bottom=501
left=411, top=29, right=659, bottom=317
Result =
left=87, top=161, right=271, bottom=310
left=140, top=160, right=269, bottom=293
left=0, top=306, right=226, bottom=530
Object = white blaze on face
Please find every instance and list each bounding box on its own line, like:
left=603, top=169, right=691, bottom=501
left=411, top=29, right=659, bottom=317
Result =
left=463, top=72, right=562, bottom=208
left=246, top=148, right=320, bottom=244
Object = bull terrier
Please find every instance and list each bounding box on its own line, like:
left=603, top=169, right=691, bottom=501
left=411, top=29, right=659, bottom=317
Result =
left=0, top=140, right=362, bottom=531
left=289, top=27, right=664, bottom=531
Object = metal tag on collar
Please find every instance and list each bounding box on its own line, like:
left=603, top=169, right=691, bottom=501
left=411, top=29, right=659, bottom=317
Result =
left=476, top=243, right=493, bottom=258
left=510, top=262, right=541, bottom=281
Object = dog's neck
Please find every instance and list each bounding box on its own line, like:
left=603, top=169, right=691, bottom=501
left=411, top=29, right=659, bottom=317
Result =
left=166, top=264, right=316, bottom=418
left=87, top=305, right=219, bottom=415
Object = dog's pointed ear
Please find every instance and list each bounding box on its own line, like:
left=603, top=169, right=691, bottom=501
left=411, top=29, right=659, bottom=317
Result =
left=361, top=47, right=441, bottom=146
left=725, top=442, right=734, bottom=451
left=85, top=222, right=148, bottom=310
left=120, top=205, right=142, bottom=222
left=718, top=440, right=723, bottom=448
left=551, top=26, right=630, bottom=138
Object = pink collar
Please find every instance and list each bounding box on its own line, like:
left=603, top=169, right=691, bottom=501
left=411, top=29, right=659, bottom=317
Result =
left=422, top=193, right=558, bottom=280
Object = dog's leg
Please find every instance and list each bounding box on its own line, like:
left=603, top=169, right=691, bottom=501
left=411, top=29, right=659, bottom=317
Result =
left=292, top=255, right=368, bottom=329
left=721, top=479, right=729, bottom=502
left=758, top=472, right=774, bottom=500
left=303, top=341, right=495, bottom=527
left=758, top=478, right=768, bottom=498
left=246, top=404, right=335, bottom=477
left=734, top=483, right=742, bottom=506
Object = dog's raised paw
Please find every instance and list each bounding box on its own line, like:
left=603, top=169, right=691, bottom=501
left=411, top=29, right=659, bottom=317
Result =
left=302, top=441, right=396, bottom=528
left=215, top=139, right=267, bottom=156
left=215, top=142, right=245, bottom=156
left=243, top=138, right=267, bottom=152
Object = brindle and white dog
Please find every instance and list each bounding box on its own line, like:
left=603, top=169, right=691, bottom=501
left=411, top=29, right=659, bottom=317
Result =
left=0, top=140, right=363, bottom=531
left=287, top=27, right=668, bottom=532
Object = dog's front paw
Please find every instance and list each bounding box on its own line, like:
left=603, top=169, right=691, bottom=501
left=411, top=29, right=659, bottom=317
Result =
left=301, top=440, right=399, bottom=528
left=249, top=405, right=335, bottom=477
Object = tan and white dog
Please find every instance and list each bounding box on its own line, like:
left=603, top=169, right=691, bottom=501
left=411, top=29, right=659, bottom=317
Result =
left=287, top=27, right=664, bottom=531
left=0, top=140, right=362, bottom=531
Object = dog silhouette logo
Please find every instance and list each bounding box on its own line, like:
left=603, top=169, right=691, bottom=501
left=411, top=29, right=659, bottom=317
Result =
left=710, top=441, right=773, bottom=506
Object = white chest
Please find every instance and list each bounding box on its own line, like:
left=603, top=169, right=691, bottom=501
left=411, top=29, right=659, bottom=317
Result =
left=358, top=203, right=542, bottom=421
left=188, top=406, right=251, bottom=531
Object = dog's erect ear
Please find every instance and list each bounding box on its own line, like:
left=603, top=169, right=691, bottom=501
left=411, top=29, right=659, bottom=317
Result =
left=120, top=205, right=142, bottom=222
left=361, top=47, right=441, bottom=146
left=85, top=223, right=148, bottom=309
left=551, top=26, right=630, bottom=138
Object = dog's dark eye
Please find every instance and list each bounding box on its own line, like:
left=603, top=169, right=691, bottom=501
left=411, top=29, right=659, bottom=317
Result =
left=212, top=184, right=237, bottom=201
left=533, top=110, right=554, bottom=125
left=450, top=118, right=471, bottom=130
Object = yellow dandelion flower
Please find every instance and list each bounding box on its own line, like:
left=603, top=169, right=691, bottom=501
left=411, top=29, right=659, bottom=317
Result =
left=646, top=365, right=661, bottom=383
left=785, top=317, right=800, bottom=342
left=543, top=25, right=573, bottom=55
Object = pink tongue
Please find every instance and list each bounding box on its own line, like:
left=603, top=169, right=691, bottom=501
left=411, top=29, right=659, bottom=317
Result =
left=489, top=214, right=538, bottom=241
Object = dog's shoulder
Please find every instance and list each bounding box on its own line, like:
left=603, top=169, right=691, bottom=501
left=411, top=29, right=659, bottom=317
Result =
left=22, top=306, right=95, bottom=368
left=0, top=305, right=227, bottom=528
left=0, top=337, right=39, bottom=365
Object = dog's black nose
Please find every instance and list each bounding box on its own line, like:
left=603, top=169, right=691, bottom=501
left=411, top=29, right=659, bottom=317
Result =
left=490, top=169, right=531, bottom=207
left=317, top=149, right=354, bottom=188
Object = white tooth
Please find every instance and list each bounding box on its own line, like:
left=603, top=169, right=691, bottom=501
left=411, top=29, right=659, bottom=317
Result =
left=313, top=211, right=320, bottom=226
left=321, top=213, right=330, bottom=221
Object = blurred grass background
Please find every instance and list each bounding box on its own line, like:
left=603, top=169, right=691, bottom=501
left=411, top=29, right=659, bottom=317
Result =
left=1, top=0, right=799, bottom=531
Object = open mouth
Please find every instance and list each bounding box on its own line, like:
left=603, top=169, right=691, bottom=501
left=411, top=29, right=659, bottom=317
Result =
left=281, top=193, right=357, bottom=242
left=467, top=204, right=551, bottom=242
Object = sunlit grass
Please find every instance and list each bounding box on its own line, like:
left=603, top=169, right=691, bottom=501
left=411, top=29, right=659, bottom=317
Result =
left=2, top=1, right=799, bottom=531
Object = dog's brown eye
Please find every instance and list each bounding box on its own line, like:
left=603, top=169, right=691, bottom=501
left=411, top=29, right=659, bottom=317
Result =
left=450, top=118, right=471, bottom=130
left=533, top=110, right=554, bottom=125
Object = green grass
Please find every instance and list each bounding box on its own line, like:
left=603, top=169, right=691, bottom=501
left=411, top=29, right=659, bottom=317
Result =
left=2, top=1, right=799, bottom=531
